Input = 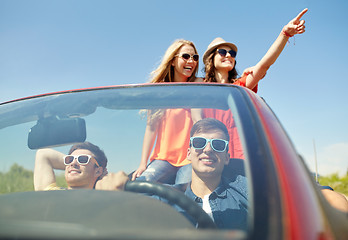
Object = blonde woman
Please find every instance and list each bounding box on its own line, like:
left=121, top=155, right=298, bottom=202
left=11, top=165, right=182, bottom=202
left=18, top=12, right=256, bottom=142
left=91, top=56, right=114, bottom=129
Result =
left=132, top=39, right=201, bottom=184
left=202, top=9, right=307, bottom=159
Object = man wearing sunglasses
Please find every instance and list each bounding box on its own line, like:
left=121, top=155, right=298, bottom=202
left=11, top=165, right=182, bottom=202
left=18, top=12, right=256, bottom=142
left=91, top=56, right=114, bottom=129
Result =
left=34, top=141, right=128, bottom=191
left=185, top=118, right=348, bottom=223
left=176, top=118, right=248, bottom=229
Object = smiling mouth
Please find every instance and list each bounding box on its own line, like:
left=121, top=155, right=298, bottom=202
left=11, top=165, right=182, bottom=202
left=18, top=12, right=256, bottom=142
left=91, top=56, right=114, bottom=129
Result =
left=69, top=169, right=81, bottom=174
left=200, top=158, right=216, bottom=165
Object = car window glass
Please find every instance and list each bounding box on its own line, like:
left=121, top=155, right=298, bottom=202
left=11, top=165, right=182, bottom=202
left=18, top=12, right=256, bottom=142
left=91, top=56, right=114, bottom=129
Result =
left=0, top=85, right=251, bottom=236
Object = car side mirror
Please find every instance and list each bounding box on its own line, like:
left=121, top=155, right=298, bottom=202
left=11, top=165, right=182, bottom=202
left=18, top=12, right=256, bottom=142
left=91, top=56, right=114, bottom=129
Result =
left=28, top=117, right=86, bottom=149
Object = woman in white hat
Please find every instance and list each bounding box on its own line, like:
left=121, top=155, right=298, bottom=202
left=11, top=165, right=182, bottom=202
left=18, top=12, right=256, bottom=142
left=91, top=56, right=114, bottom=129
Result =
left=132, top=39, right=200, bottom=184
left=202, top=9, right=307, bottom=159
left=203, top=8, right=307, bottom=89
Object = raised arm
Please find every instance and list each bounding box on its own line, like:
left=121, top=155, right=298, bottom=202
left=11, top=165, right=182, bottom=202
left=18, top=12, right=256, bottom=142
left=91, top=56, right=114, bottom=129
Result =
left=245, top=8, right=307, bottom=89
left=34, top=148, right=65, bottom=191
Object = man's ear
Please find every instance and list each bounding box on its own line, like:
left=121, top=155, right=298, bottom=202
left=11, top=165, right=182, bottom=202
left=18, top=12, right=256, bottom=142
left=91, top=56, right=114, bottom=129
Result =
left=95, top=167, right=103, bottom=178
left=224, top=152, right=230, bottom=165
left=187, top=148, right=192, bottom=162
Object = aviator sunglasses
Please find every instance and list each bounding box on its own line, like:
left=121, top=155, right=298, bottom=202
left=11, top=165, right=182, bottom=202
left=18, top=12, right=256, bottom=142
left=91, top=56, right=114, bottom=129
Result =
left=177, top=53, right=199, bottom=62
left=217, top=49, right=237, bottom=58
left=190, top=137, right=229, bottom=152
left=63, top=154, right=100, bottom=167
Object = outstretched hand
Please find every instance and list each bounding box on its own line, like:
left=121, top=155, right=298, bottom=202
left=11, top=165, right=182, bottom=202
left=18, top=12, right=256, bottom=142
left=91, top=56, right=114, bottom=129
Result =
left=283, top=8, right=307, bottom=36
left=241, top=66, right=254, bottom=77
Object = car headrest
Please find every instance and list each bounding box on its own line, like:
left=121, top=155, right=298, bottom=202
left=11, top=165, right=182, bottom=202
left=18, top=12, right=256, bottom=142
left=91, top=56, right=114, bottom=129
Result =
left=222, top=158, right=245, bottom=182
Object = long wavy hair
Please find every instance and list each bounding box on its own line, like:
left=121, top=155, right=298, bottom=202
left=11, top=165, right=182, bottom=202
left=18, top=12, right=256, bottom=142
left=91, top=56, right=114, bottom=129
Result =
left=146, top=39, right=199, bottom=125
left=204, top=48, right=238, bottom=83
left=149, top=39, right=199, bottom=83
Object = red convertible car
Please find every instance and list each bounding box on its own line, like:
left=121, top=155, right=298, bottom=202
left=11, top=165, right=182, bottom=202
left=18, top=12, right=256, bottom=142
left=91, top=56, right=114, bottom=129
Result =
left=0, top=83, right=347, bottom=239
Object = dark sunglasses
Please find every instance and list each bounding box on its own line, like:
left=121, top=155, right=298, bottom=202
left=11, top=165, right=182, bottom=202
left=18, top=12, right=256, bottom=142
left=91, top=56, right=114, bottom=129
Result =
left=217, top=49, right=237, bottom=58
left=190, top=137, right=229, bottom=152
left=63, top=154, right=100, bottom=167
left=177, top=53, right=199, bottom=62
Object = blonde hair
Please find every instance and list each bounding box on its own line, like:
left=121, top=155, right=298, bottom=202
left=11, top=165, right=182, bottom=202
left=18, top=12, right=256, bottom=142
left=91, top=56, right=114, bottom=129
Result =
left=149, top=39, right=198, bottom=83
left=146, top=39, right=198, bottom=124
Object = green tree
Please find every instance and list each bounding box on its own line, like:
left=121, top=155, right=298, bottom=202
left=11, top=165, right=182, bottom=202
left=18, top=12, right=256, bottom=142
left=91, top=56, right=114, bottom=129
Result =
left=0, top=164, right=67, bottom=194
left=319, top=172, right=348, bottom=196
left=0, top=164, right=34, bottom=193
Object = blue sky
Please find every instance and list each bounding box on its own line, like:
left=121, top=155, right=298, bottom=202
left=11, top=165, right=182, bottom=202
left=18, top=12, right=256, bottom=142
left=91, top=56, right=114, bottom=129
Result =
left=1, top=0, right=347, bottom=176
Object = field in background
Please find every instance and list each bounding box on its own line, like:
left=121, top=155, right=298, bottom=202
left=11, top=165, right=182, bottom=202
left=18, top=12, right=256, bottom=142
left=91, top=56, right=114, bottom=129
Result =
left=0, top=164, right=66, bottom=193
left=1, top=164, right=347, bottom=198
left=319, top=172, right=348, bottom=198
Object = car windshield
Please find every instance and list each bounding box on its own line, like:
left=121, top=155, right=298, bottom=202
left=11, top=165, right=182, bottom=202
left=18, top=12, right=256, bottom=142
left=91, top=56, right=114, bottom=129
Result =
left=0, top=83, right=279, bottom=239
left=1, top=84, right=243, bottom=172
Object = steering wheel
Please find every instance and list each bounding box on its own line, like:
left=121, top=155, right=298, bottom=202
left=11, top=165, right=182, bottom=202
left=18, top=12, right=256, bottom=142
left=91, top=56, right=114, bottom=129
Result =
left=125, top=181, right=217, bottom=229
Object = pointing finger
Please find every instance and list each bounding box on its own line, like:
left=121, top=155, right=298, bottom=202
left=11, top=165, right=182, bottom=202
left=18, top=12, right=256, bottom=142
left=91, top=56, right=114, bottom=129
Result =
left=295, top=8, right=308, bottom=22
